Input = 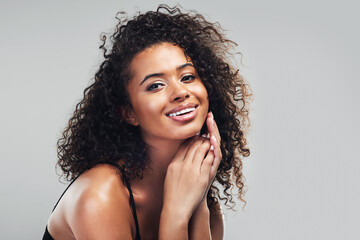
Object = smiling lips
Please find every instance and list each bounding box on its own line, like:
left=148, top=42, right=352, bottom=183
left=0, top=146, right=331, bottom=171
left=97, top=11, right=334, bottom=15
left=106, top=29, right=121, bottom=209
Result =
left=166, top=103, right=199, bottom=122
left=168, top=107, right=196, bottom=117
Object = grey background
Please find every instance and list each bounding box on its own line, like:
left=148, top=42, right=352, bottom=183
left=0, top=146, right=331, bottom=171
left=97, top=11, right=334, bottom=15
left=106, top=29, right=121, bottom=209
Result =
left=1, top=0, right=359, bottom=239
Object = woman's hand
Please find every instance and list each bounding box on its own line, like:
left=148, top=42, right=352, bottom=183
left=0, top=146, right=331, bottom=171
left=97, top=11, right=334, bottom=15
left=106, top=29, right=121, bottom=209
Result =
left=162, top=112, right=222, bottom=215
left=161, top=135, right=214, bottom=220
left=159, top=135, right=214, bottom=239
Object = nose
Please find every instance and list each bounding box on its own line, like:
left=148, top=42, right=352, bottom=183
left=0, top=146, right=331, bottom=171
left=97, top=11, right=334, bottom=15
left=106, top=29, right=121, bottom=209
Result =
left=170, top=81, right=190, bottom=102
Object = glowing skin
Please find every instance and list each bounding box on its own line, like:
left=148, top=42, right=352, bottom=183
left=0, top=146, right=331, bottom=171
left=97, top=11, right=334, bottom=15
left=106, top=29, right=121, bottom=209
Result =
left=126, top=42, right=209, bottom=145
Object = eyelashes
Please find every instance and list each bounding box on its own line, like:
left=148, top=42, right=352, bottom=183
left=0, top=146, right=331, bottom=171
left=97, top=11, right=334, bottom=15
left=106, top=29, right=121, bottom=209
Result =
left=181, top=74, right=196, bottom=82
left=146, top=74, right=196, bottom=92
left=146, top=82, right=164, bottom=91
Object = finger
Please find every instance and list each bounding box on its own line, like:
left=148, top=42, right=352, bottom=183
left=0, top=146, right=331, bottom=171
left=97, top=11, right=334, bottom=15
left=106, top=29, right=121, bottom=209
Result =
left=201, top=149, right=214, bottom=175
left=210, top=156, right=221, bottom=180
left=172, top=135, right=199, bottom=163
left=207, top=112, right=221, bottom=144
left=192, top=138, right=211, bottom=170
left=209, top=135, right=221, bottom=179
left=181, top=137, right=205, bottom=165
left=206, top=113, right=222, bottom=177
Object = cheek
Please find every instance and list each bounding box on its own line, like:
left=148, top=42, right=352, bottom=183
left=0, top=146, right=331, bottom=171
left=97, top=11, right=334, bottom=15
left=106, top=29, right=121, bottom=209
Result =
left=194, top=84, right=209, bottom=103
left=191, top=84, right=209, bottom=119
left=146, top=101, right=162, bottom=116
left=134, top=96, right=166, bottom=122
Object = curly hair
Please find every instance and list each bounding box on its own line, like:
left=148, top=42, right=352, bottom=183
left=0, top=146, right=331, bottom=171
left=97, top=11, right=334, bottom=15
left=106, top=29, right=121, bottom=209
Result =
left=57, top=4, right=251, bottom=209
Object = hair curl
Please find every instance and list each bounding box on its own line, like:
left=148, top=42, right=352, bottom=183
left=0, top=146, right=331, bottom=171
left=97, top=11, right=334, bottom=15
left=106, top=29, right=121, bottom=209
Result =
left=57, top=5, right=252, bottom=209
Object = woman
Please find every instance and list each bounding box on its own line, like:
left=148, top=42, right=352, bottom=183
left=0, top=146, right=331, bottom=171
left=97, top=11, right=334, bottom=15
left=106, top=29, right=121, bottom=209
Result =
left=43, top=5, right=251, bottom=240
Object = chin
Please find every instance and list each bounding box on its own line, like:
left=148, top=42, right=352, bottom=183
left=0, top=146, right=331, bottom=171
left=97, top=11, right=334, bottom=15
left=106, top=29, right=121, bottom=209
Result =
left=176, top=122, right=207, bottom=140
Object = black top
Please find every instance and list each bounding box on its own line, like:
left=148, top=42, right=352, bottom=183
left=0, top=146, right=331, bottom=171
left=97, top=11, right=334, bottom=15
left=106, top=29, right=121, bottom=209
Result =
left=42, top=162, right=141, bottom=240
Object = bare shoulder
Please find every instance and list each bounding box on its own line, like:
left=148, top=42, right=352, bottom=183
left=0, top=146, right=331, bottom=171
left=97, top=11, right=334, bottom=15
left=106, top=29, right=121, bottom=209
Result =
left=210, top=201, right=224, bottom=240
left=67, top=164, right=135, bottom=239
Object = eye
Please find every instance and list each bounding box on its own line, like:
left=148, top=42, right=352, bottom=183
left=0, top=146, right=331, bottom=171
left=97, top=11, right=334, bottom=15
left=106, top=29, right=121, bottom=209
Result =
left=181, top=75, right=196, bottom=82
left=146, top=82, right=164, bottom=91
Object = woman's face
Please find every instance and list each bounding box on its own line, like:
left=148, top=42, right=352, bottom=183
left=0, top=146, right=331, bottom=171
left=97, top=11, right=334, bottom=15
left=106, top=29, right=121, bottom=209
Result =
left=126, top=42, right=209, bottom=143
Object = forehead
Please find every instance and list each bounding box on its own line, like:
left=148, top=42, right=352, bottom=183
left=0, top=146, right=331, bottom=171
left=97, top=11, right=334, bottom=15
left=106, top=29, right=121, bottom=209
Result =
left=129, top=42, right=192, bottom=80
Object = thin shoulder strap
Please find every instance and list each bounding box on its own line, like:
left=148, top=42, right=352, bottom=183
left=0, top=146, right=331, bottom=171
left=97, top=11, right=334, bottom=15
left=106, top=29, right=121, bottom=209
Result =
left=99, top=161, right=141, bottom=240
left=52, top=173, right=83, bottom=212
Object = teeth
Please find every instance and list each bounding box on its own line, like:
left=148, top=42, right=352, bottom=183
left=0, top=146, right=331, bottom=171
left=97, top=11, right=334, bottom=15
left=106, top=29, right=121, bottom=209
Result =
left=169, top=107, right=195, bottom=117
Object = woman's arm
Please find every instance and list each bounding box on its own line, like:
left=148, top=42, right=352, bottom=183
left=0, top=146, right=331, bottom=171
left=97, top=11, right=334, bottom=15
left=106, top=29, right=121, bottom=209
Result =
left=188, top=199, right=211, bottom=239
left=209, top=202, right=224, bottom=240
left=188, top=200, right=224, bottom=240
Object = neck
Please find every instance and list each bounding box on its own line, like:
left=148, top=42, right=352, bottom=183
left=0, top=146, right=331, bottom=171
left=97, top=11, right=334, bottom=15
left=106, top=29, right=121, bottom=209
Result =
left=132, top=135, right=186, bottom=189
left=146, top=137, right=184, bottom=178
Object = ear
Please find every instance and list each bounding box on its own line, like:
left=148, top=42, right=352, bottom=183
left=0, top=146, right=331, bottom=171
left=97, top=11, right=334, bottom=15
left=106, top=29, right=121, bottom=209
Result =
left=120, top=107, right=139, bottom=126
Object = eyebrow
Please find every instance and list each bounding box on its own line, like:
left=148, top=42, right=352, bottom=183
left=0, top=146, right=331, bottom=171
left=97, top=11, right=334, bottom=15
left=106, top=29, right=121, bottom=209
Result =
left=139, top=63, right=195, bottom=86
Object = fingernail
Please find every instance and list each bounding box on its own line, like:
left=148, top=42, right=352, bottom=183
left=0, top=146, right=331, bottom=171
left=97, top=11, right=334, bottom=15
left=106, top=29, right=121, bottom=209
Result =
left=211, top=135, right=217, bottom=143
left=206, top=133, right=210, bottom=138
left=210, top=145, right=214, bottom=151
